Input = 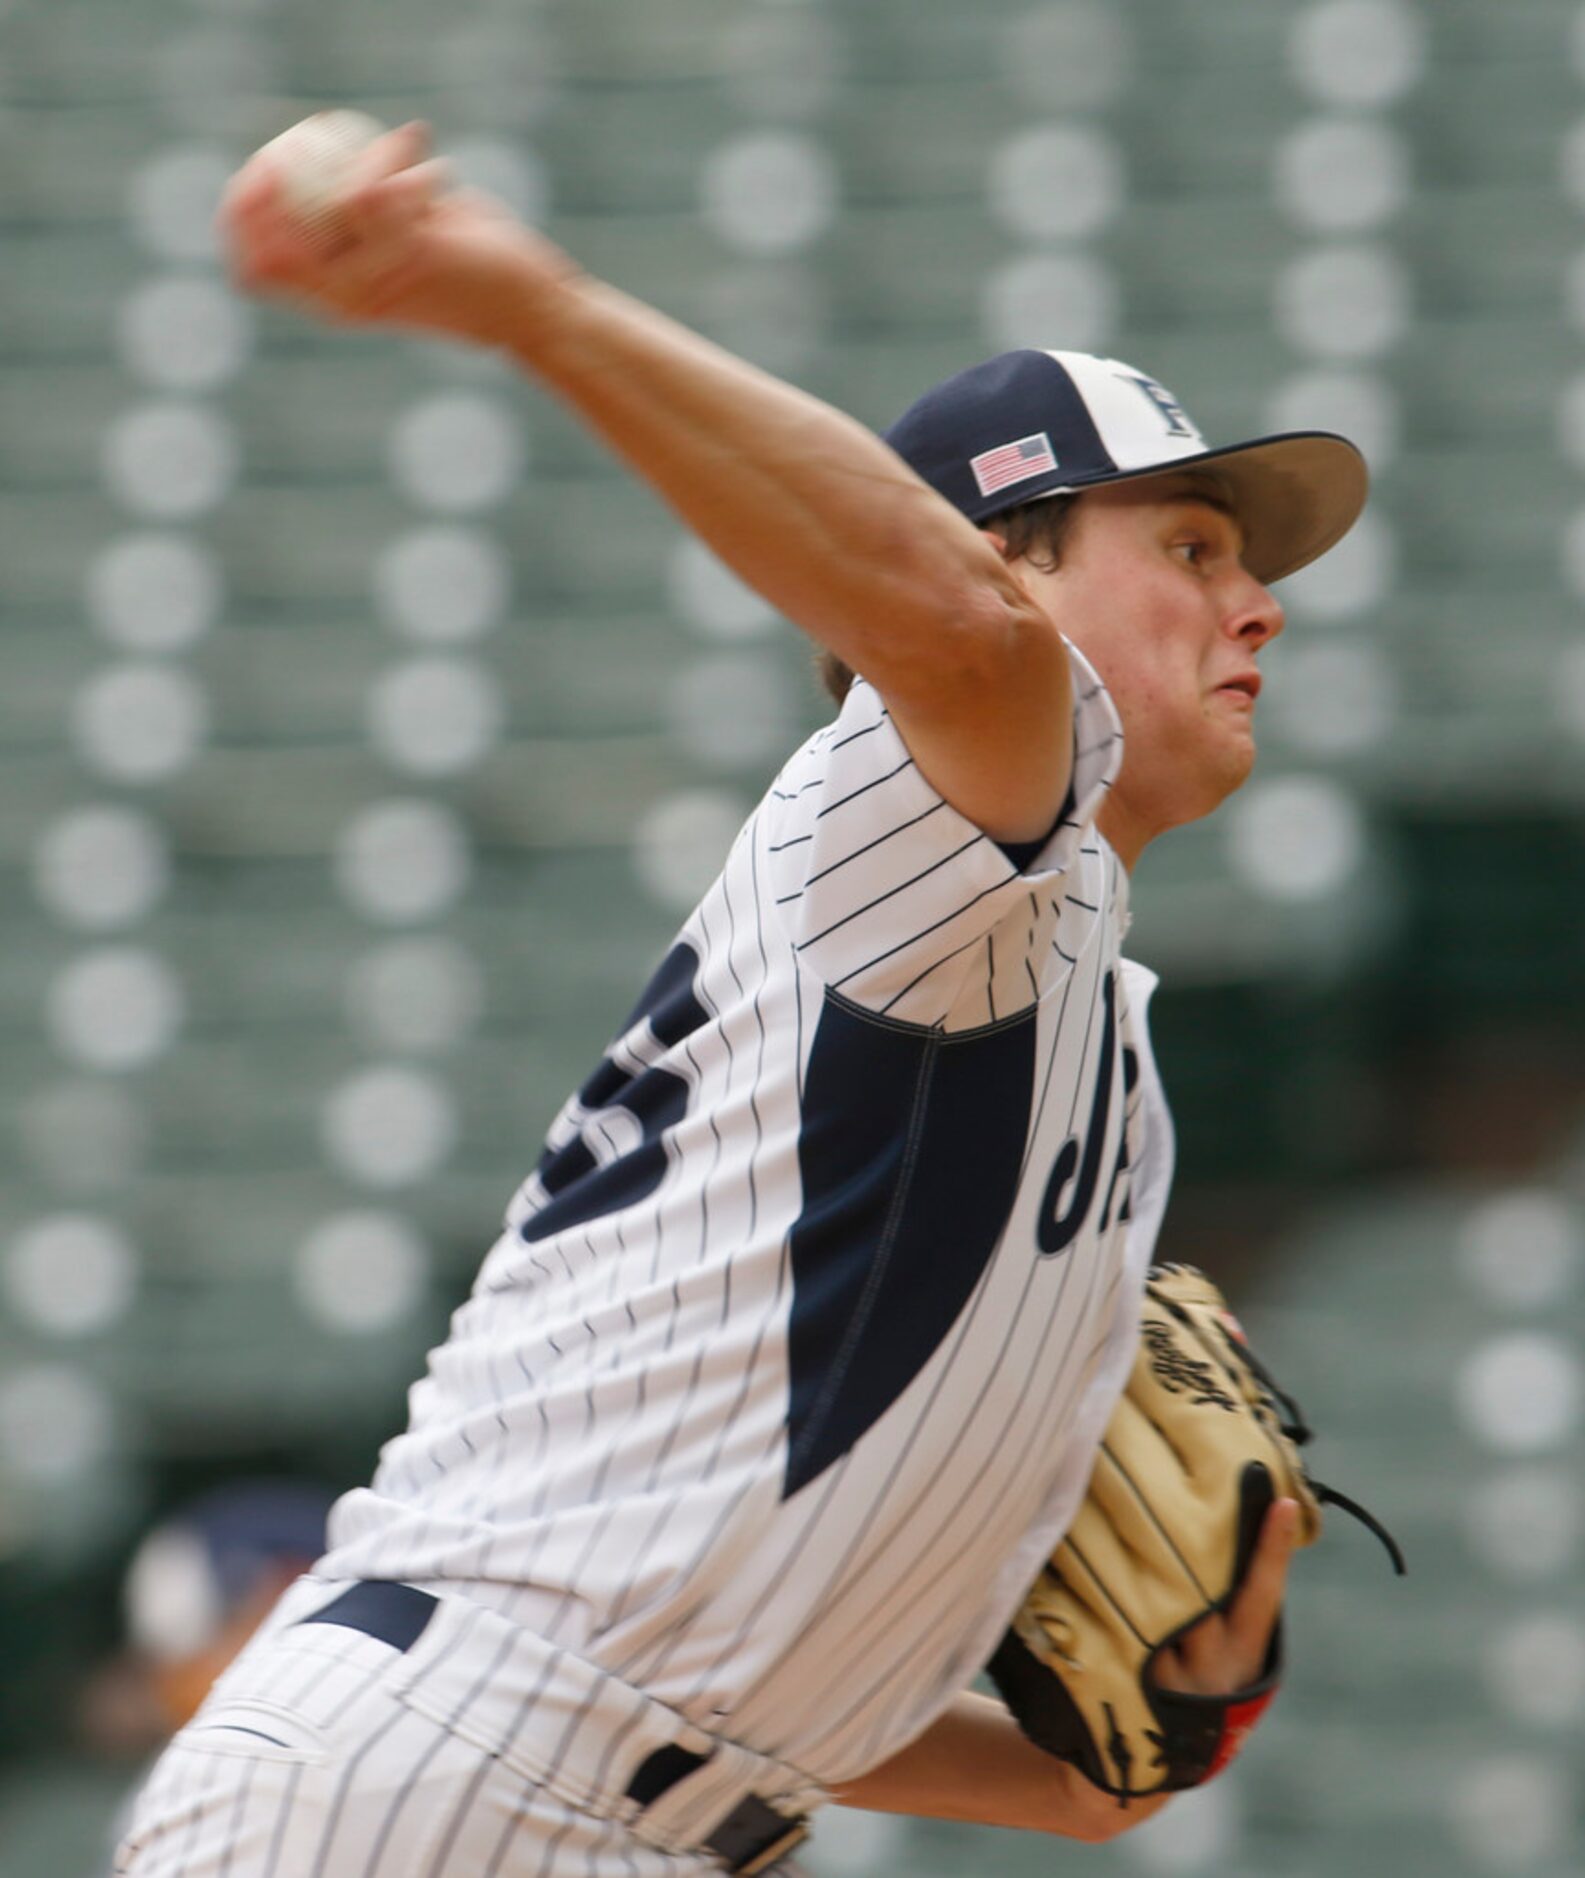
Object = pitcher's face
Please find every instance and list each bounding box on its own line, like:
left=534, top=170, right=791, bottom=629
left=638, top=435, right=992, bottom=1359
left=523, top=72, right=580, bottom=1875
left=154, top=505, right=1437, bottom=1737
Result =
left=1009, top=478, right=1286, bottom=860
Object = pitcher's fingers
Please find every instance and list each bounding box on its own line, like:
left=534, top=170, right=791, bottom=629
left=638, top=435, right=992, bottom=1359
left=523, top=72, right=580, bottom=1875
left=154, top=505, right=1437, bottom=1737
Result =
left=220, top=161, right=282, bottom=224
left=1226, top=1497, right=1299, bottom=1665
left=224, top=164, right=439, bottom=283
left=219, top=204, right=300, bottom=291
left=346, top=120, right=433, bottom=195
left=353, top=159, right=454, bottom=240
left=230, top=238, right=318, bottom=295
left=221, top=162, right=323, bottom=256
left=223, top=189, right=337, bottom=283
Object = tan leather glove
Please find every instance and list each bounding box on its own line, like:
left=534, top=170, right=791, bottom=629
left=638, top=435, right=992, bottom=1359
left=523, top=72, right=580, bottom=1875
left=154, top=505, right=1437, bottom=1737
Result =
left=987, top=1265, right=1401, bottom=1799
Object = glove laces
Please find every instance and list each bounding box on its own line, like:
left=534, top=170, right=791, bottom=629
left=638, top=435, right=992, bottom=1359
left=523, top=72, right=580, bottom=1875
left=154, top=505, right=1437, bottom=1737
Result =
left=1233, top=1332, right=1407, bottom=1577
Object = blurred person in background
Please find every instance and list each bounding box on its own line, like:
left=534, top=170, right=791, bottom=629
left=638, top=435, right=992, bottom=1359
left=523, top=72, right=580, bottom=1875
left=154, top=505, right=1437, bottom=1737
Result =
left=83, top=1482, right=334, bottom=1869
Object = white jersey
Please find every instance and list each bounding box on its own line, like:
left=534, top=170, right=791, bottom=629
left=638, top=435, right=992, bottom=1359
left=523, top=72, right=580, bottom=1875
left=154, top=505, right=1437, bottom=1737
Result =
left=318, top=644, right=1175, bottom=1787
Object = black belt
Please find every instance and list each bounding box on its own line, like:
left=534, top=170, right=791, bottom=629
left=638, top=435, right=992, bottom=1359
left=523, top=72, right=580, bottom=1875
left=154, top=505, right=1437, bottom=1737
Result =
left=624, top=1746, right=810, bottom=1876
left=299, top=1585, right=810, bottom=1876
left=300, top=1580, right=438, bottom=1651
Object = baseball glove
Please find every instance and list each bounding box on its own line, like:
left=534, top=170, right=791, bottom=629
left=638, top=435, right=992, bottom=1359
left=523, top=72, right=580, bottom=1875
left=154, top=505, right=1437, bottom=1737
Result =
left=987, top=1264, right=1402, bottom=1800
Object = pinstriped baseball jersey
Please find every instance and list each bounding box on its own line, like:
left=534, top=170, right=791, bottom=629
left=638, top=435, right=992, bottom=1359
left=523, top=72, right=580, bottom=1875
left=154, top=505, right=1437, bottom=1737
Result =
left=317, top=641, right=1175, bottom=1787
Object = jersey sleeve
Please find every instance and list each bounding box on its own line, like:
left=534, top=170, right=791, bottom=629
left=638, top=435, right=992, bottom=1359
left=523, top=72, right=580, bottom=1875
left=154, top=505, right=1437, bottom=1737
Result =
left=763, top=641, right=1123, bottom=1027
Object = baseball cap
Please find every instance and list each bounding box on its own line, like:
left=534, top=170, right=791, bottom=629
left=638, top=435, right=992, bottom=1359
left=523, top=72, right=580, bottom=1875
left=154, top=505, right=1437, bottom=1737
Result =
left=882, top=348, right=1367, bottom=585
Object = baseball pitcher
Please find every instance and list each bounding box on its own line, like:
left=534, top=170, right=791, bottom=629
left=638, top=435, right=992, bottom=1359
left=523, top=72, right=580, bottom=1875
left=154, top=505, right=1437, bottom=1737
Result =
left=116, top=121, right=1371, bottom=1877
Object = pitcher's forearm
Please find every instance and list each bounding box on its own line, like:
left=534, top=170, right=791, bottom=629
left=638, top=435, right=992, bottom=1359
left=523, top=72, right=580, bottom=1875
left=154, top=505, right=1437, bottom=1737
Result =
left=828, top=1691, right=1169, bottom=1844
left=497, top=256, right=1036, bottom=703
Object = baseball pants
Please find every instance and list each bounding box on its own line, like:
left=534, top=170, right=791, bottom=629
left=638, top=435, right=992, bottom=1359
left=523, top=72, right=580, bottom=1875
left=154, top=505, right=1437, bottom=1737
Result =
left=114, top=1576, right=826, bottom=1878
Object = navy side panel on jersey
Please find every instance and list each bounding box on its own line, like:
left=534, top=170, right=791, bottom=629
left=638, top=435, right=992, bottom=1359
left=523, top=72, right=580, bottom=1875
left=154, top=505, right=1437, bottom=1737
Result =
left=782, top=991, right=1038, bottom=1498
left=522, top=941, right=709, bottom=1245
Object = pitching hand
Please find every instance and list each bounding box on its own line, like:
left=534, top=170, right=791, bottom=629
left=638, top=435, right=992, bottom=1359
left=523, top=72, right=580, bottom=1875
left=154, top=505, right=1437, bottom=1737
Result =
left=219, top=120, right=575, bottom=348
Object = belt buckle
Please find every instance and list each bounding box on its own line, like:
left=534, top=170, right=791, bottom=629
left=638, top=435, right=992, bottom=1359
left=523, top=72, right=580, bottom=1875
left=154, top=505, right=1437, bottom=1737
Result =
left=626, top=1751, right=812, bottom=1877
left=728, top=1817, right=810, bottom=1876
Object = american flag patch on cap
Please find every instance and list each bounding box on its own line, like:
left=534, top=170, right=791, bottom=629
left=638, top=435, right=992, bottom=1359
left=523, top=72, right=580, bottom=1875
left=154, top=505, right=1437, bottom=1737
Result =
left=970, top=432, right=1058, bottom=498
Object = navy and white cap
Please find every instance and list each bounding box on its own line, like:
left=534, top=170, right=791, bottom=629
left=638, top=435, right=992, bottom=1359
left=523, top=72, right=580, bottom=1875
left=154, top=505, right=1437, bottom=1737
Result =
left=883, top=348, right=1368, bottom=585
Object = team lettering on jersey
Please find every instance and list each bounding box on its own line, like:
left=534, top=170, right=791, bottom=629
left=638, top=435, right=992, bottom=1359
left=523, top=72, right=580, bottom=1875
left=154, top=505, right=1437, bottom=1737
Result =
left=1038, top=970, right=1138, bottom=1257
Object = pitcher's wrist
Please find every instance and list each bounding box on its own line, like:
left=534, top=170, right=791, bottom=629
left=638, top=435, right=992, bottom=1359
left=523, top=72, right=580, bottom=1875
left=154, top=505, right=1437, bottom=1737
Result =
left=491, top=240, right=591, bottom=362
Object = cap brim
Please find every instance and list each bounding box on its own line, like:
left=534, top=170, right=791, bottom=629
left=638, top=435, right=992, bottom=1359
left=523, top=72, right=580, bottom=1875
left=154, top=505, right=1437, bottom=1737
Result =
left=1045, top=431, right=1369, bottom=585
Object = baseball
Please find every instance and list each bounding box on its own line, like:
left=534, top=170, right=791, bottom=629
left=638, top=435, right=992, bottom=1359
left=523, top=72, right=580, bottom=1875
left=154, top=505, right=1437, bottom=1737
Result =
left=259, top=110, right=387, bottom=245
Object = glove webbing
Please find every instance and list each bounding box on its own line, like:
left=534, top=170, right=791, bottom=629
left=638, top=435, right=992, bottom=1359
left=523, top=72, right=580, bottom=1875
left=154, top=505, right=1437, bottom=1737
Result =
left=1215, top=1317, right=1406, bottom=1578
left=1161, top=1274, right=1408, bottom=1579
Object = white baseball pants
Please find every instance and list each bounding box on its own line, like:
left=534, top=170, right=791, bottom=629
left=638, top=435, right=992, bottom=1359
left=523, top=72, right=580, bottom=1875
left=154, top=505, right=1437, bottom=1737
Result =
left=114, top=1577, right=825, bottom=1878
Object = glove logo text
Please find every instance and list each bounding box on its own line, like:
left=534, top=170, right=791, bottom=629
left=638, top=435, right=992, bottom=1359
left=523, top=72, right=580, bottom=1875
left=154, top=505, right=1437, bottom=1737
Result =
left=1140, top=1324, right=1238, bottom=1411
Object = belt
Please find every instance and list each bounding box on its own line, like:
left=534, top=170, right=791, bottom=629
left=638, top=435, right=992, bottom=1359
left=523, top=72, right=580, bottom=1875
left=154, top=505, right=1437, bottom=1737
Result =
left=299, top=1583, right=811, bottom=1877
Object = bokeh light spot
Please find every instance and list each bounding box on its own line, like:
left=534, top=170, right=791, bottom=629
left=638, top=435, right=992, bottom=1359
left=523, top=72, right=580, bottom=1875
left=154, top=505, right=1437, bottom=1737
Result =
left=295, top=1212, right=430, bottom=1334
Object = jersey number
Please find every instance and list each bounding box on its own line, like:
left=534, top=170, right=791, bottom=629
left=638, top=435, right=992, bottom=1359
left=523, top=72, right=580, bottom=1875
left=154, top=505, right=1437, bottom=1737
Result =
left=521, top=941, right=707, bottom=1244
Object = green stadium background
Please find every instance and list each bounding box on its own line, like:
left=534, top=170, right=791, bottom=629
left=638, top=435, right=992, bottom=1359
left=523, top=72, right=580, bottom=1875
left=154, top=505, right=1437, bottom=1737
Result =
left=2, top=0, right=1583, bottom=1871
